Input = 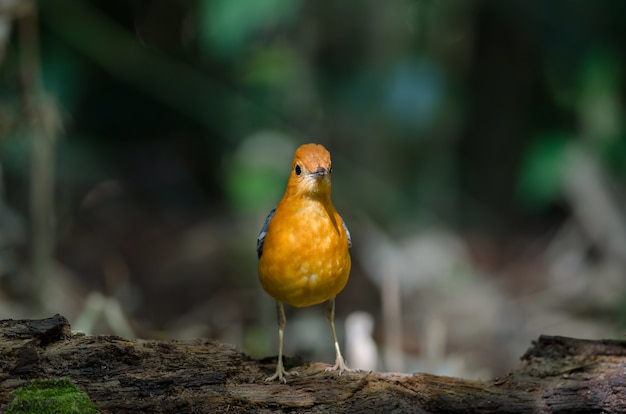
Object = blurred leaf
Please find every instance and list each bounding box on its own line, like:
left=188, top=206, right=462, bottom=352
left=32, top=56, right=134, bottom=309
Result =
left=1, top=134, right=30, bottom=175
left=224, top=131, right=294, bottom=212
left=602, top=134, right=626, bottom=179
left=517, top=133, right=570, bottom=210
left=42, top=48, right=85, bottom=113
left=201, top=0, right=300, bottom=59
left=241, top=45, right=300, bottom=88
left=578, top=49, right=620, bottom=100
left=227, top=168, right=284, bottom=213
left=577, top=49, right=622, bottom=143
left=238, top=44, right=304, bottom=110
left=41, top=0, right=282, bottom=133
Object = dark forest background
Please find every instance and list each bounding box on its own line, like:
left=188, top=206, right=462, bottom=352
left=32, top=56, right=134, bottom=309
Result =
left=1, top=0, right=626, bottom=379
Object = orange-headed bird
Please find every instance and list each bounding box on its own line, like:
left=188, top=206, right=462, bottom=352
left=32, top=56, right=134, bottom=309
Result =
left=257, top=143, right=353, bottom=383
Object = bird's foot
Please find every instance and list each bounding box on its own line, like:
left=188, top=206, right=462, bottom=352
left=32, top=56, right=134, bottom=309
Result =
left=265, top=362, right=299, bottom=383
left=325, top=355, right=358, bottom=375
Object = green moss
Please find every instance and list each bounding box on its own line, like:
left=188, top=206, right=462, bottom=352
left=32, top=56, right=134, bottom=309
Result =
left=6, top=378, right=99, bottom=414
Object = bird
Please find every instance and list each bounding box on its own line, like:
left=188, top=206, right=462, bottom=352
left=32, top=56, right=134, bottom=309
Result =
left=257, top=143, right=353, bottom=383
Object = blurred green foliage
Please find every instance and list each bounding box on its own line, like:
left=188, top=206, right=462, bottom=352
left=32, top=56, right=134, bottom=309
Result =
left=518, top=132, right=569, bottom=210
left=0, top=0, right=625, bottom=360
left=201, top=0, right=300, bottom=60
left=519, top=49, right=625, bottom=210
left=0, top=0, right=621, bottom=229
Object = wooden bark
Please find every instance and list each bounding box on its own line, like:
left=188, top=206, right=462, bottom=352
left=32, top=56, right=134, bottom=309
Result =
left=0, top=314, right=624, bottom=413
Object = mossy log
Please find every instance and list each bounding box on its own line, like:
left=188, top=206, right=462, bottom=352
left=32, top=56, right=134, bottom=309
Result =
left=0, top=314, right=625, bottom=413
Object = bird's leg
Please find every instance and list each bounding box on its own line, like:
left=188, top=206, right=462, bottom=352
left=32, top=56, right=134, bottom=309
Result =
left=324, top=297, right=355, bottom=374
left=265, top=301, right=298, bottom=383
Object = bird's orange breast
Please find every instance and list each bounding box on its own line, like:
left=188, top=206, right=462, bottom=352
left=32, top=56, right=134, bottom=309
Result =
left=258, top=198, right=351, bottom=308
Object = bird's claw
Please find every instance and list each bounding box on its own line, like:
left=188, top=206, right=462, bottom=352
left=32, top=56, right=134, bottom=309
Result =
left=265, top=367, right=299, bottom=383
left=325, top=356, right=358, bottom=375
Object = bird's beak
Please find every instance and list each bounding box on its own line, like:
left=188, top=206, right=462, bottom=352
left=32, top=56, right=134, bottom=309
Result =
left=309, top=167, right=329, bottom=177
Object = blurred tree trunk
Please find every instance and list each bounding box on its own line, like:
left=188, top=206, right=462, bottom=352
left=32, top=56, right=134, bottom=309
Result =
left=18, top=1, right=60, bottom=314
left=0, top=315, right=624, bottom=413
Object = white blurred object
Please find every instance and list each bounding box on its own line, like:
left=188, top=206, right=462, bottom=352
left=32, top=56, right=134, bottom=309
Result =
left=359, top=220, right=473, bottom=373
left=73, top=255, right=137, bottom=339
left=544, top=145, right=626, bottom=307
left=73, top=291, right=136, bottom=339
left=345, top=311, right=378, bottom=372
left=424, top=312, right=446, bottom=374
left=360, top=223, right=471, bottom=290
left=381, top=264, right=403, bottom=372
left=561, top=145, right=626, bottom=260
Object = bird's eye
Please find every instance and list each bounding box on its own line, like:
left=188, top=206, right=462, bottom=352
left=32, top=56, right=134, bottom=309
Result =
left=295, top=164, right=302, bottom=176
left=329, top=165, right=333, bottom=174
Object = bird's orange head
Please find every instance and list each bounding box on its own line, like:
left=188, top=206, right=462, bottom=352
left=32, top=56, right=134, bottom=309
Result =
left=285, top=143, right=333, bottom=199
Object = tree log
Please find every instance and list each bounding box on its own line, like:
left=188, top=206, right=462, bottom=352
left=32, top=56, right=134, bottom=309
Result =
left=0, top=314, right=624, bottom=413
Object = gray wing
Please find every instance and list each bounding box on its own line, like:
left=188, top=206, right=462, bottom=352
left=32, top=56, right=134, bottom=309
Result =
left=341, top=216, right=352, bottom=248
left=257, top=205, right=276, bottom=259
